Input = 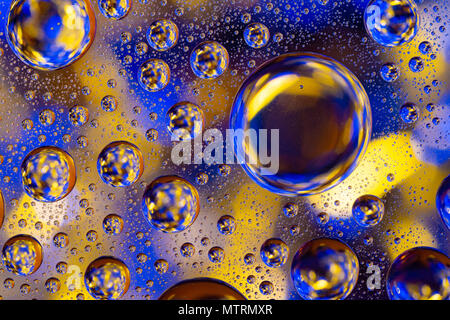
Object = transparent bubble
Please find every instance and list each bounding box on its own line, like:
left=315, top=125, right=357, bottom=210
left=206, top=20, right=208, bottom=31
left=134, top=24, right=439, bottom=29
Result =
left=159, top=278, right=246, bottom=300
left=97, top=141, right=143, bottom=187
left=101, top=95, right=118, bottom=112
left=98, top=0, right=130, bottom=20
left=409, top=57, right=424, bottom=72
left=86, top=230, right=98, bottom=242
left=85, top=257, right=130, bottom=300
left=45, top=277, right=61, bottom=293
left=244, top=22, right=270, bottom=49
left=21, top=146, right=76, bottom=202
left=352, top=195, right=384, bottom=227
left=208, top=246, right=225, bottom=263
left=399, top=103, right=420, bottom=123
left=6, top=0, right=96, bottom=70
left=291, top=238, right=359, bottom=300
left=217, top=215, right=236, bottom=235
left=53, top=232, right=69, bottom=248
left=180, top=242, right=195, bottom=257
left=259, top=281, right=274, bottom=295
left=244, top=253, right=255, bottom=265
left=380, top=63, right=400, bottom=82
left=4, top=278, right=15, bottom=289
left=154, top=259, right=169, bottom=274
left=138, top=59, right=170, bottom=92
left=283, top=202, right=299, bottom=218
left=146, top=19, right=179, bottom=51
left=436, top=175, right=450, bottom=229
left=364, top=0, right=419, bottom=47
left=419, top=41, right=432, bottom=55
left=230, top=53, right=371, bottom=196
left=39, top=109, right=55, bottom=126
left=166, top=102, right=203, bottom=140
left=2, top=235, right=42, bottom=276
left=387, top=247, right=449, bottom=300
left=56, top=261, right=68, bottom=274
left=260, top=238, right=289, bottom=268
left=103, top=214, right=124, bottom=235
left=196, top=172, right=209, bottom=185
left=145, top=128, right=158, bottom=141
left=69, top=105, right=89, bottom=126
left=190, top=41, right=229, bottom=79
left=142, top=176, right=200, bottom=233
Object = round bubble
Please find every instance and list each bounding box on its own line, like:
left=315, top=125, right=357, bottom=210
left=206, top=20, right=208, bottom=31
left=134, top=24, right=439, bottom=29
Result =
left=208, top=247, right=225, bottom=263
left=244, top=22, right=270, bottom=49
left=69, top=105, right=89, bottom=126
left=399, top=103, right=420, bottom=124
left=45, top=277, right=61, bottom=293
left=166, top=102, right=203, bottom=140
left=364, top=0, right=419, bottom=47
left=103, top=214, right=124, bottom=235
left=146, top=19, right=179, bottom=51
left=98, top=0, right=130, bottom=20
left=97, top=141, right=143, bottom=187
left=352, top=195, right=384, bottom=227
left=180, top=243, right=195, bottom=257
left=190, top=41, right=229, bottom=79
left=21, top=146, right=76, bottom=202
left=159, top=278, right=246, bottom=300
left=142, top=176, right=200, bottom=233
left=419, top=41, right=432, bottom=55
left=217, top=215, right=236, bottom=235
left=85, top=257, right=130, bottom=300
left=101, top=95, right=118, bottom=112
left=436, top=175, right=450, bottom=229
left=260, top=238, right=289, bottom=268
left=138, top=59, right=170, bottom=92
left=2, top=235, right=42, bottom=276
left=229, top=52, right=371, bottom=196
left=409, top=56, right=424, bottom=73
left=291, top=238, right=359, bottom=300
left=7, top=0, right=96, bottom=70
left=387, top=247, right=449, bottom=300
left=380, top=63, right=400, bottom=82
left=53, top=232, right=69, bottom=248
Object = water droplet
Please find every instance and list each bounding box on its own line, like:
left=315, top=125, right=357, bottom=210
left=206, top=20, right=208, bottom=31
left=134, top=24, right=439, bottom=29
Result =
left=217, top=215, right=236, bottom=235
left=244, top=23, right=270, bottom=48
left=159, top=278, right=246, bottom=300
left=138, top=59, right=170, bottom=92
left=436, top=175, right=450, bottom=229
left=142, top=176, right=199, bottom=233
left=85, top=257, right=130, bottom=300
left=103, top=214, right=124, bottom=235
left=146, top=19, right=179, bottom=51
left=260, top=238, right=289, bottom=268
left=230, top=53, right=371, bottom=195
left=380, top=63, right=400, bottom=82
left=291, top=238, right=359, bottom=300
left=364, top=0, right=418, bottom=47
left=2, top=235, right=42, bottom=276
left=399, top=103, right=419, bottom=123
left=97, top=141, right=143, bottom=187
left=190, top=41, right=229, bottom=79
left=387, top=247, right=449, bottom=300
left=21, top=147, right=76, bottom=202
left=98, top=0, right=130, bottom=20
left=166, top=101, right=203, bottom=140
left=7, top=0, right=96, bottom=70
left=352, top=195, right=384, bottom=227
